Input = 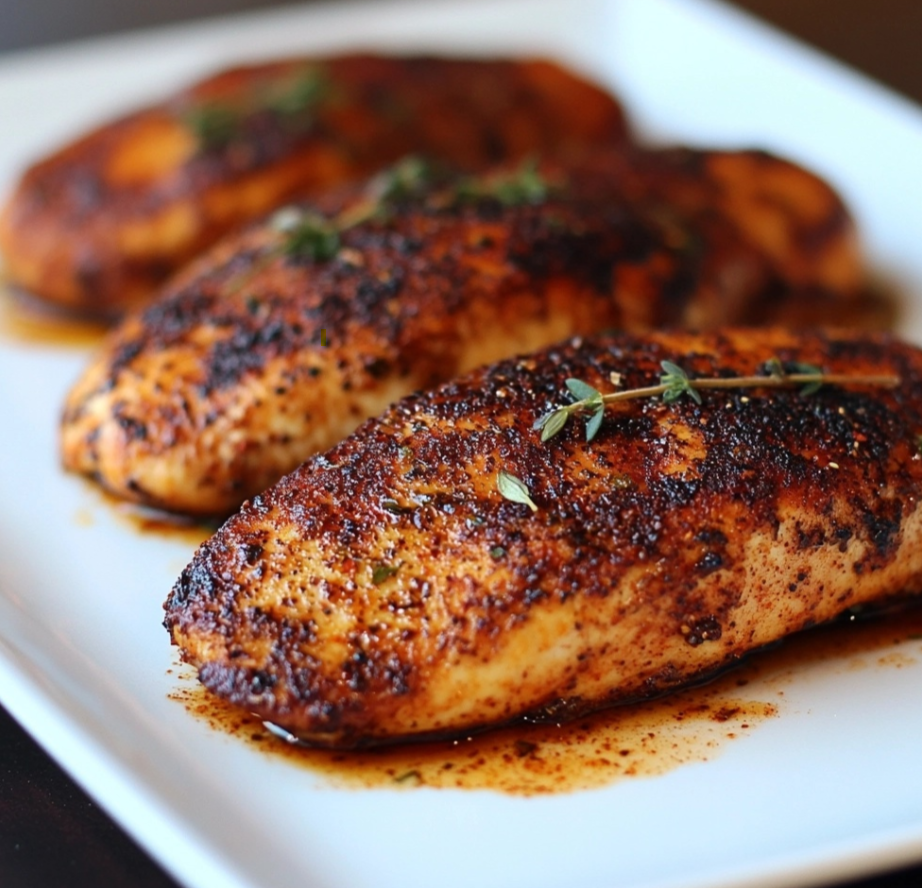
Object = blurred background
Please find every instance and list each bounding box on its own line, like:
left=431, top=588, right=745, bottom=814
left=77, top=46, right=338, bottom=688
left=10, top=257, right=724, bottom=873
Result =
left=0, top=0, right=921, bottom=107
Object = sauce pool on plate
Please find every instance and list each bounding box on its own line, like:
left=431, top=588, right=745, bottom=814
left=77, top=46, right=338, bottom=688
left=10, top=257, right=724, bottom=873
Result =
left=170, top=600, right=922, bottom=795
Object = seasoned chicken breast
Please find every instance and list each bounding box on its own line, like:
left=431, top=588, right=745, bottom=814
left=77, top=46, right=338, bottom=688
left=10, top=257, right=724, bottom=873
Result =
left=61, top=149, right=861, bottom=516
left=164, top=328, right=922, bottom=748
left=0, top=54, right=628, bottom=315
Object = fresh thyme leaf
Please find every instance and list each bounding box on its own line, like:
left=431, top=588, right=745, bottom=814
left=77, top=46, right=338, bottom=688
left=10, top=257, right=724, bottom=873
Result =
left=497, top=470, right=538, bottom=512
left=789, top=361, right=824, bottom=396
left=565, top=378, right=601, bottom=402
left=537, top=407, right=570, bottom=442
left=490, top=546, right=507, bottom=559
left=585, top=406, right=605, bottom=442
left=660, top=360, right=702, bottom=404
left=454, top=158, right=551, bottom=207
left=765, top=357, right=786, bottom=379
left=491, top=157, right=547, bottom=206
left=266, top=67, right=328, bottom=118
left=372, top=563, right=399, bottom=584
left=799, top=379, right=824, bottom=396
left=274, top=210, right=340, bottom=261
left=183, top=103, right=238, bottom=151
left=371, top=155, right=433, bottom=203
left=182, top=66, right=331, bottom=152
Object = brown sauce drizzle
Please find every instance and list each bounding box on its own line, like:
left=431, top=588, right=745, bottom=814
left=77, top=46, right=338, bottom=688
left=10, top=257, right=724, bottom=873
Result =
left=0, top=279, right=110, bottom=348
left=170, top=600, right=922, bottom=796
left=74, top=482, right=218, bottom=547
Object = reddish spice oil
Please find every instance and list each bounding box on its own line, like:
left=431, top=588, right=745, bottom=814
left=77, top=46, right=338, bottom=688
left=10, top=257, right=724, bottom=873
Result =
left=170, top=602, right=922, bottom=796
left=75, top=483, right=219, bottom=547
left=0, top=282, right=110, bottom=347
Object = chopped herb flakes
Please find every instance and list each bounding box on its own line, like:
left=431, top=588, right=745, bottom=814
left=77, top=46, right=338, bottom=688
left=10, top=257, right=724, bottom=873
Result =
left=372, top=563, right=399, bottom=585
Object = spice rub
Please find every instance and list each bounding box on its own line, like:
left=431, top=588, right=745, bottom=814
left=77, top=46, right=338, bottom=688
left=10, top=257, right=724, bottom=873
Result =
left=62, top=149, right=861, bottom=516
left=164, top=327, right=922, bottom=748
left=0, top=54, right=628, bottom=315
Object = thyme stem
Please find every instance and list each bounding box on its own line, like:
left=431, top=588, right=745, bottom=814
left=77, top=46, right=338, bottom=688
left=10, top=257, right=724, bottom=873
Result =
left=594, top=372, right=900, bottom=405
left=535, top=361, right=901, bottom=444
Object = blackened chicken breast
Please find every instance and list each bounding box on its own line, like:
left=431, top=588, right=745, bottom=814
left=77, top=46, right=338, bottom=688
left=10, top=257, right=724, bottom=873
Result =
left=164, top=327, right=922, bottom=748
left=61, top=149, right=862, bottom=516
left=0, top=54, right=628, bottom=315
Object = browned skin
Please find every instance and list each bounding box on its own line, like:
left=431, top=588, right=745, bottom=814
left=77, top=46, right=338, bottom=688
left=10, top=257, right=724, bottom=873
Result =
left=0, top=54, right=629, bottom=315
left=164, top=328, right=922, bottom=748
left=61, top=149, right=861, bottom=516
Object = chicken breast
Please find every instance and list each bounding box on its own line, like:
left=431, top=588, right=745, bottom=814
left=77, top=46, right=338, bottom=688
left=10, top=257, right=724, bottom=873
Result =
left=0, top=54, right=628, bottom=315
left=62, top=148, right=861, bottom=516
left=164, top=327, right=922, bottom=748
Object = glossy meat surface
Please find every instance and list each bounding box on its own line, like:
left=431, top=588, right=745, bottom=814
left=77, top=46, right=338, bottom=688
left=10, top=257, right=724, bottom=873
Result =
left=0, top=54, right=628, bottom=314
left=61, top=149, right=862, bottom=516
left=164, top=328, right=922, bottom=747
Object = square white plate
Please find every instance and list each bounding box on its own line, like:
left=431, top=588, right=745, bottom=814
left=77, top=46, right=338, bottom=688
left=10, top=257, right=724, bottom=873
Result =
left=2, top=2, right=922, bottom=887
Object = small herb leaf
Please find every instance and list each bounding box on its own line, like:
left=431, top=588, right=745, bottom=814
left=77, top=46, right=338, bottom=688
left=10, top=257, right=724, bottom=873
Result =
left=585, top=406, right=605, bottom=442
left=537, top=408, right=569, bottom=442
left=371, top=563, right=399, bottom=584
left=182, top=103, right=238, bottom=151
left=766, top=357, right=786, bottom=379
left=497, top=470, right=538, bottom=512
left=660, top=360, right=701, bottom=404
left=565, top=378, right=601, bottom=402
left=274, top=210, right=340, bottom=261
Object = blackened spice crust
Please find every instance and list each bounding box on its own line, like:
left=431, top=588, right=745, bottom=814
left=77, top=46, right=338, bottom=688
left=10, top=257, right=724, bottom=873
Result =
left=165, top=328, right=922, bottom=747
left=63, top=147, right=862, bottom=517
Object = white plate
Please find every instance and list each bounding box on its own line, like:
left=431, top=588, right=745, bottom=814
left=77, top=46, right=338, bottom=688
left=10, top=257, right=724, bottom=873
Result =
left=3, top=2, right=922, bottom=887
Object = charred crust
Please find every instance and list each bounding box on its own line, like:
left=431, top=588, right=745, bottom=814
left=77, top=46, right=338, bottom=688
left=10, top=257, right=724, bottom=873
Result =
left=163, top=328, right=922, bottom=743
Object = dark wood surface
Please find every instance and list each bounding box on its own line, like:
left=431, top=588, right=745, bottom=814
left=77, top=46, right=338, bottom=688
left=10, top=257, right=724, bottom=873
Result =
left=2, top=2, right=921, bottom=887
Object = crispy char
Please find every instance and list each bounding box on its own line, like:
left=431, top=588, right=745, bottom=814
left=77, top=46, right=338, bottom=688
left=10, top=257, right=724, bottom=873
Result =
left=164, top=328, right=922, bottom=748
left=0, top=54, right=628, bottom=315
left=61, top=149, right=861, bottom=517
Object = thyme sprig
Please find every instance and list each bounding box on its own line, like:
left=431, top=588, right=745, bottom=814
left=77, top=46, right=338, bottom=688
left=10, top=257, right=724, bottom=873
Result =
left=535, top=358, right=900, bottom=443
left=453, top=157, right=550, bottom=206
left=271, top=155, right=433, bottom=261
left=182, top=66, right=331, bottom=152
left=272, top=155, right=554, bottom=262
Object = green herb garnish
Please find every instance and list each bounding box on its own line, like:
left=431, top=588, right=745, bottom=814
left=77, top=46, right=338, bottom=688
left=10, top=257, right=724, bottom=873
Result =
left=369, top=155, right=434, bottom=203
left=454, top=157, right=550, bottom=206
left=182, top=64, right=330, bottom=152
left=371, top=563, right=399, bottom=584
left=273, top=209, right=341, bottom=262
left=535, top=360, right=900, bottom=443
left=182, top=103, right=239, bottom=151
left=265, top=67, right=329, bottom=119
left=271, top=155, right=434, bottom=262
left=497, top=470, right=538, bottom=512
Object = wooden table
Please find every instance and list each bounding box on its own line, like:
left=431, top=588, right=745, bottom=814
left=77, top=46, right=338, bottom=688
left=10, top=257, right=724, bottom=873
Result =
left=1, top=2, right=920, bottom=886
